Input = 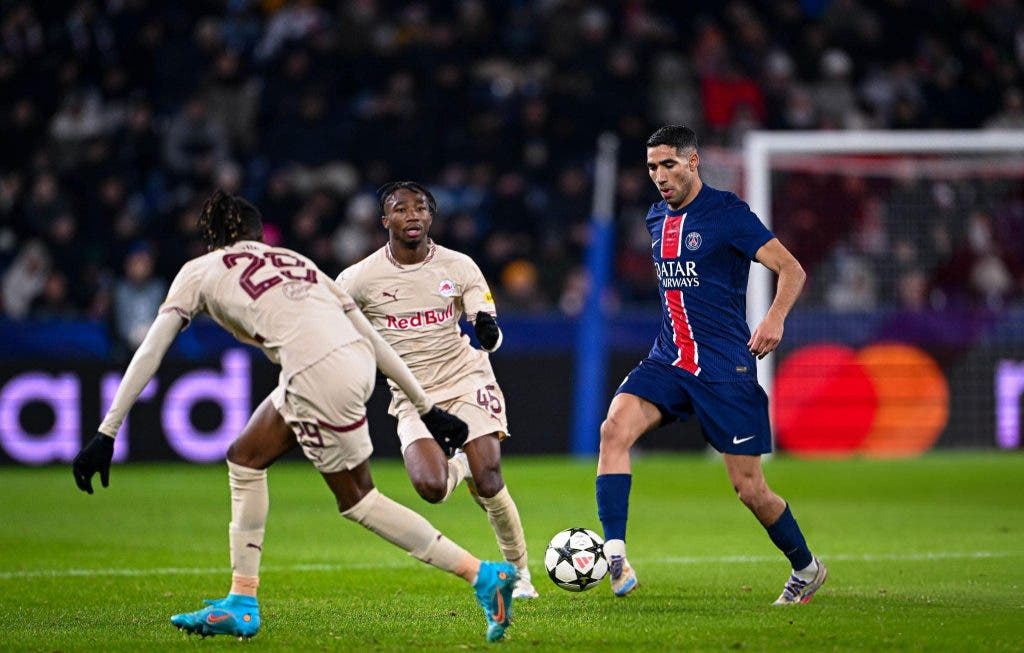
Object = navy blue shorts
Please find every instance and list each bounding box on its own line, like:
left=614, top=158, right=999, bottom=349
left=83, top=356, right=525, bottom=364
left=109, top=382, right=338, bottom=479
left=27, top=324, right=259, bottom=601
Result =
left=616, top=358, right=772, bottom=455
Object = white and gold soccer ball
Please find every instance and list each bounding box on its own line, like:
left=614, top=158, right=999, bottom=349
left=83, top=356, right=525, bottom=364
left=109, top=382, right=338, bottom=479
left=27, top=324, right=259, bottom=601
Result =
left=543, top=528, right=608, bottom=591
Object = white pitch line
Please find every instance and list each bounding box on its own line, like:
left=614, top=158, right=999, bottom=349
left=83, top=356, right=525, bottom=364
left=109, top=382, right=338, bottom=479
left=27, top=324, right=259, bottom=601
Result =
left=652, top=551, right=1021, bottom=565
left=0, top=560, right=413, bottom=580
left=0, top=551, right=1018, bottom=581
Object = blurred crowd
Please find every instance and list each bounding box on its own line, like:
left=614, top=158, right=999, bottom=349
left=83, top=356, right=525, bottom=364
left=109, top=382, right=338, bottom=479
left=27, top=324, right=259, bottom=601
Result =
left=2, top=0, right=1024, bottom=352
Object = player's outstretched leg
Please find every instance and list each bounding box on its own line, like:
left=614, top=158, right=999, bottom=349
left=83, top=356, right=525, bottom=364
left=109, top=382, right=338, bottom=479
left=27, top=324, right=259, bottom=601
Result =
left=464, top=435, right=537, bottom=599
left=596, top=394, right=660, bottom=596
left=328, top=461, right=518, bottom=642
left=723, top=454, right=826, bottom=604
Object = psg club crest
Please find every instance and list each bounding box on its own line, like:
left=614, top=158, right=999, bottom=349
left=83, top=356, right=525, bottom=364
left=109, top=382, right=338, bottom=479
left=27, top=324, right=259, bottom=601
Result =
left=437, top=279, right=458, bottom=297
left=685, top=232, right=702, bottom=251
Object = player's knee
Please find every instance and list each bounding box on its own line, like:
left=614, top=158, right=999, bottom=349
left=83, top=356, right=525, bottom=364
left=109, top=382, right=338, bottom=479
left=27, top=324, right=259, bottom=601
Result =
left=472, top=469, right=504, bottom=499
left=411, top=477, right=447, bottom=504
left=733, top=476, right=768, bottom=508
left=599, top=417, right=632, bottom=450
left=226, top=441, right=263, bottom=469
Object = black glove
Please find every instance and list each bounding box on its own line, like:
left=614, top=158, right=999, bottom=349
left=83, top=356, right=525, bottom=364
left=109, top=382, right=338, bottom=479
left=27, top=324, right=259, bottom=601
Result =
left=420, top=406, right=469, bottom=457
left=474, top=312, right=500, bottom=351
left=72, top=433, right=114, bottom=494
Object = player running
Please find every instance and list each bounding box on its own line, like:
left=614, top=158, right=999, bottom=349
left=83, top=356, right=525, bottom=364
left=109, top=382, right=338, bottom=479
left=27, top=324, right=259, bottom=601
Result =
left=595, top=125, right=828, bottom=604
left=337, top=181, right=537, bottom=600
left=71, top=189, right=517, bottom=642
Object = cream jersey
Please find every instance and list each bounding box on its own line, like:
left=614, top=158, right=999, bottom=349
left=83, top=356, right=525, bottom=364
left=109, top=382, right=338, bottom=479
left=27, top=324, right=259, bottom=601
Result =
left=337, top=242, right=497, bottom=407
left=161, top=240, right=362, bottom=378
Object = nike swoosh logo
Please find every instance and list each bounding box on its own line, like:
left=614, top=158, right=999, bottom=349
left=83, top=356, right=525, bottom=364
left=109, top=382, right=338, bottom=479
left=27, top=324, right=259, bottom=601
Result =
left=732, top=436, right=756, bottom=444
left=206, top=612, right=231, bottom=624
left=651, top=238, right=660, bottom=249
left=492, top=590, right=506, bottom=624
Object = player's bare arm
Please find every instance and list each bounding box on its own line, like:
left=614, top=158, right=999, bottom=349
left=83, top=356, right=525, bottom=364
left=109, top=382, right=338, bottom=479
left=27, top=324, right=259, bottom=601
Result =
left=73, top=311, right=184, bottom=493
left=748, top=238, right=806, bottom=359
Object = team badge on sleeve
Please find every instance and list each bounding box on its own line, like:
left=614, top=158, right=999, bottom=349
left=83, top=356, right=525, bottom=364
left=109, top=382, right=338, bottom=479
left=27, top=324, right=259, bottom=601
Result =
left=685, top=232, right=702, bottom=251
left=438, top=279, right=458, bottom=297
left=484, top=291, right=495, bottom=304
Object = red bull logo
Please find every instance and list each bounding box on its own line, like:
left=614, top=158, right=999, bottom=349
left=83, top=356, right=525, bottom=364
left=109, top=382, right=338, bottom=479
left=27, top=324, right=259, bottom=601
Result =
left=385, top=303, right=455, bottom=330
left=438, top=279, right=457, bottom=297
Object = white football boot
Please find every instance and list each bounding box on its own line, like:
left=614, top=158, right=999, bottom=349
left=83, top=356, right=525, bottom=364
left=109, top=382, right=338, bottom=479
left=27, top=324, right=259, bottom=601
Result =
left=512, top=565, right=539, bottom=599
left=608, top=554, right=638, bottom=597
left=773, top=557, right=828, bottom=604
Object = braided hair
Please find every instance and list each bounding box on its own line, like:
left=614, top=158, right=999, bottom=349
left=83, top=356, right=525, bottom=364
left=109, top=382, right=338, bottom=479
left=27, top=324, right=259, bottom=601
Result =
left=198, top=189, right=263, bottom=251
left=377, top=181, right=437, bottom=216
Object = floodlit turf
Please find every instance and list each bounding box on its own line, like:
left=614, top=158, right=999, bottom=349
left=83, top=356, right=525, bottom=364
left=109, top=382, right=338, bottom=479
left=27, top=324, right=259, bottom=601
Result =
left=1, top=452, right=1022, bottom=652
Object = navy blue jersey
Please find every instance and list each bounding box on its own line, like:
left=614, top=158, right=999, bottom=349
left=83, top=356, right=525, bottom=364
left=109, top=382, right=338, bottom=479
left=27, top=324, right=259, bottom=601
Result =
left=646, top=183, right=774, bottom=382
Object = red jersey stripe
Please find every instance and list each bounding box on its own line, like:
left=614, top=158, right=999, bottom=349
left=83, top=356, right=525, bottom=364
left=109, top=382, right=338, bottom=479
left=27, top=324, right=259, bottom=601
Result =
left=316, top=415, right=367, bottom=433
left=665, top=289, right=701, bottom=375
left=660, top=214, right=685, bottom=259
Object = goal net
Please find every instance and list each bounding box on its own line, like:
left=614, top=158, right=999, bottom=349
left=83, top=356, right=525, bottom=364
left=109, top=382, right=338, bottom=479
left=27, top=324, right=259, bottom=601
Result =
left=742, top=131, right=1024, bottom=457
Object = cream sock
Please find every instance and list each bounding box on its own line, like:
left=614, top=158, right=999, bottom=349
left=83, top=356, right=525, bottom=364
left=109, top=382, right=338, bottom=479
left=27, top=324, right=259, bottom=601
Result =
left=342, top=488, right=478, bottom=581
left=441, top=454, right=470, bottom=502
left=478, top=486, right=528, bottom=569
left=227, top=461, right=268, bottom=596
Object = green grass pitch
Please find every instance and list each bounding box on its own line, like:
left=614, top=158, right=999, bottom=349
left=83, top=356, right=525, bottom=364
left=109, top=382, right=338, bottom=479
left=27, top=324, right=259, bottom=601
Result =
left=2, top=452, right=1022, bottom=652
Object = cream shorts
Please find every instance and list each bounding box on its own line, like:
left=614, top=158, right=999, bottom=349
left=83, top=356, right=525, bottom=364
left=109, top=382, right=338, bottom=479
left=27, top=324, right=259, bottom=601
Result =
left=271, top=339, right=376, bottom=473
left=393, top=382, right=509, bottom=454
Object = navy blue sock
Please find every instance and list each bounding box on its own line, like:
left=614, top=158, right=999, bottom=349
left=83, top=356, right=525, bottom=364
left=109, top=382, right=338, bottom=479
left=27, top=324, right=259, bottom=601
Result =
left=596, top=474, right=632, bottom=542
left=765, top=504, right=813, bottom=570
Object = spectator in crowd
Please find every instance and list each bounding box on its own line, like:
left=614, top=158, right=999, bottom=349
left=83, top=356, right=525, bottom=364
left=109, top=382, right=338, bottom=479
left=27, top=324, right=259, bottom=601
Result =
left=0, top=0, right=1023, bottom=331
left=112, top=243, right=165, bottom=352
left=2, top=240, right=50, bottom=319
left=163, top=95, right=229, bottom=185
left=30, top=270, right=76, bottom=319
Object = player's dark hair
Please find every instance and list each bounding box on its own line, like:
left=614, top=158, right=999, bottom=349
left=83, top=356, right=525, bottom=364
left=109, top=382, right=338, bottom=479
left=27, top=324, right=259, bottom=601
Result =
left=646, top=125, right=699, bottom=154
left=377, top=181, right=437, bottom=217
left=198, top=188, right=263, bottom=251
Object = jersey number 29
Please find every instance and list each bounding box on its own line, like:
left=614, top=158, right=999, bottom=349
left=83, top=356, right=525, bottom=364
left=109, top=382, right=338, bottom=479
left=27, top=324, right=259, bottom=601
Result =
left=222, top=251, right=317, bottom=300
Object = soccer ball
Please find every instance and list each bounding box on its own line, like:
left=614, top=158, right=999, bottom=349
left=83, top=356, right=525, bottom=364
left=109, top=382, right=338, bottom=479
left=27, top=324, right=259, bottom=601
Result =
left=544, top=528, right=608, bottom=591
